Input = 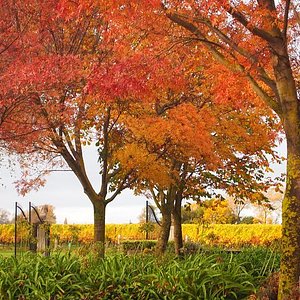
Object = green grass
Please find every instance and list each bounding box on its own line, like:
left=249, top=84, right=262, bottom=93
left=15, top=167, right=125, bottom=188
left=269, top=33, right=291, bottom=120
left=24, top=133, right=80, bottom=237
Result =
left=0, top=245, right=16, bottom=258
left=0, top=250, right=13, bottom=258
left=0, top=247, right=280, bottom=300
left=0, top=246, right=31, bottom=258
left=0, top=250, right=14, bottom=257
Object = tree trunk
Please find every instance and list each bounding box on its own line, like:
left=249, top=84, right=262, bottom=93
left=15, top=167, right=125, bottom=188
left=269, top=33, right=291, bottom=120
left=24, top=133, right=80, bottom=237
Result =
left=271, top=39, right=300, bottom=299
left=156, top=206, right=172, bottom=255
left=278, top=112, right=300, bottom=299
left=93, top=200, right=106, bottom=258
left=172, top=197, right=183, bottom=256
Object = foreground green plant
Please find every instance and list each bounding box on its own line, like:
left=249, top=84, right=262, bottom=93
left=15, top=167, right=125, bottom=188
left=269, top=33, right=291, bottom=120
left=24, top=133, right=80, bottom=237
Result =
left=0, top=248, right=279, bottom=300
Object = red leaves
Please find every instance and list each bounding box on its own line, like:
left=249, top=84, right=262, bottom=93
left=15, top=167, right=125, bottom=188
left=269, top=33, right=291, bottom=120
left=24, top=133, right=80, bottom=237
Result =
left=87, top=54, right=187, bottom=103
left=2, top=54, right=83, bottom=95
left=87, top=57, right=149, bottom=102
left=147, top=0, right=162, bottom=8
left=0, top=0, right=282, bottom=200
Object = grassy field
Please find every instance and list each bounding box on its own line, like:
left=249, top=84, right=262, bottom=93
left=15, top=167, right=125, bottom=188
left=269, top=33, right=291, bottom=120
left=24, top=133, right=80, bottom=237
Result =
left=0, top=250, right=13, bottom=257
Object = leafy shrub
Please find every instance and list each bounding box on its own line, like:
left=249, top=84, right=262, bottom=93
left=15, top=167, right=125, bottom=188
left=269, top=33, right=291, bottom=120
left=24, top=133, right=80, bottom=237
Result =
left=233, top=247, right=280, bottom=278
left=0, top=249, right=279, bottom=300
left=122, top=240, right=157, bottom=252
left=138, top=222, right=155, bottom=235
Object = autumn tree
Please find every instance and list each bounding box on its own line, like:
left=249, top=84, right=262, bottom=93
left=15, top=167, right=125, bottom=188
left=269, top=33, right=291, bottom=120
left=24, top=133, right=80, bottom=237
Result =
left=116, top=85, right=215, bottom=253
left=118, top=71, right=280, bottom=255
left=250, top=187, right=284, bottom=223
left=227, top=197, right=249, bottom=224
left=161, top=2, right=299, bottom=297
left=2, top=0, right=192, bottom=257
left=182, top=200, right=238, bottom=225
left=1, top=0, right=141, bottom=257
left=104, top=0, right=282, bottom=256
left=115, top=1, right=298, bottom=296
left=202, top=199, right=237, bottom=224
left=0, top=0, right=37, bottom=147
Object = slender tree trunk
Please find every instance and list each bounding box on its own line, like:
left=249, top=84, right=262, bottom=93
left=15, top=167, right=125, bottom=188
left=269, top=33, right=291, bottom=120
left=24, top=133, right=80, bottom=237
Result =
left=156, top=205, right=172, bottom=255
left=93, top=200, right=106, bottom=258
left=278, top=112, right=300, bottom=299
left=172, top=197, right=183, bottom=256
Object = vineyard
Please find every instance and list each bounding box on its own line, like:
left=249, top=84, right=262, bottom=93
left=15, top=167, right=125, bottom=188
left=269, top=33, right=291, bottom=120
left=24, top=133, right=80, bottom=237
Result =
left=0, top=224, right=281, bottom=249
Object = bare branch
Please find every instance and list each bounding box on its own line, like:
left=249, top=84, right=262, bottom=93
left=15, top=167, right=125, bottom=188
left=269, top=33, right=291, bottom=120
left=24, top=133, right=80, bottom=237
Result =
left=105, top=172, right=134, bottom=205
left=62, top=129, right=77, bottom=160
left=150, top=187, right=162, bottom=210
left=283, top=0, right=291, bottom=41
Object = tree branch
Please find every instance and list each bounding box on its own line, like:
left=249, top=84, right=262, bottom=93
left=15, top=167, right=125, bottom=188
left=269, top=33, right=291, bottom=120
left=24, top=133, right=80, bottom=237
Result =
left=105, top=172, right=134, bottom=205
left=283, top=0, right=291, bottom=41
left=99, top=107, right=111, bottom=197
left=150, top=187, right=161, bottom=210
left=62, top=129, right=77, bottom=160
left=166, top=11, right=282, bottom=115
left=107, top=167, right=122, bottom=181
left=227, top=6, right=275, bottom=43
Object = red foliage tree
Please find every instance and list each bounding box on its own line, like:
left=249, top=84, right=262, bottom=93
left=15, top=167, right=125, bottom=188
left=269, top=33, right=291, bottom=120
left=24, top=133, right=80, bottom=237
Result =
left=0, top=0, right=191, bottom=257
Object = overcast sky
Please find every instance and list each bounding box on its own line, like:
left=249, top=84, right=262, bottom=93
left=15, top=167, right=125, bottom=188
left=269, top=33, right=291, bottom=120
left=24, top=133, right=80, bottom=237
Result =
left=0, top=140, right=287, bottom=224
left=0, top=146, right=148, bottom=224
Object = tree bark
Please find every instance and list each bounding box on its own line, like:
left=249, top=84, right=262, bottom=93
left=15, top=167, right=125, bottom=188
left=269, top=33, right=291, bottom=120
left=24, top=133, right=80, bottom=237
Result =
left=172, top=196, right=183, bottom=256
left=93, top=200, right=106, bottom=258
left=156, top=204, right=172, bottom=255
left=271, top=37, right=300, bottom=300
left=278, top=111, right=300, bottom=299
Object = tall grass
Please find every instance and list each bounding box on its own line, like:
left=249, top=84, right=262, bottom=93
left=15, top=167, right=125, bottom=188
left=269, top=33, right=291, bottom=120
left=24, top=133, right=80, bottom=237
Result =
left=0, top=247, right=279, bottom=300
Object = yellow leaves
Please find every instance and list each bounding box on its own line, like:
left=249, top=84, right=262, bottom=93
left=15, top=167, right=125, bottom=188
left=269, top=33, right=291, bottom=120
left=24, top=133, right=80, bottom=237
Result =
left=115, top=143, right=172, bottom=188
left=202, top=199, right=235, bottom=224
left=0, top=224, right=14, bottom=244
left=249, top=192, right=266, bottom=203
left=265, top=166, right=274, bottom=173
left=0, top=224, right=281, bottom=248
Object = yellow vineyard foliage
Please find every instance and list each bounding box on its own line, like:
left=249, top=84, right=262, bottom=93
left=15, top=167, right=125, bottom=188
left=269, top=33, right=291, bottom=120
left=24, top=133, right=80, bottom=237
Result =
left=0, top=224, right=281, bottom=248
left=0, top=224, right=14, bottom=244
left=182, top=224, right=281, bottom=248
